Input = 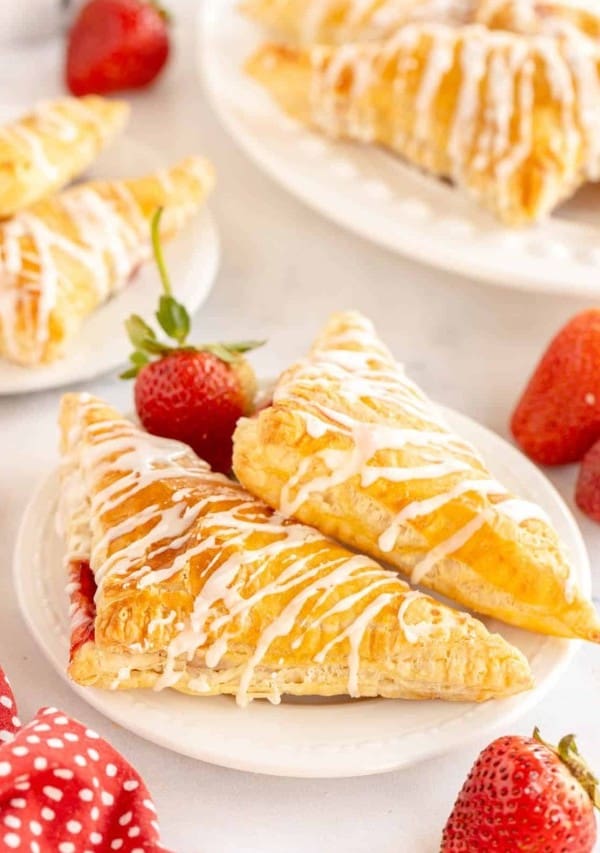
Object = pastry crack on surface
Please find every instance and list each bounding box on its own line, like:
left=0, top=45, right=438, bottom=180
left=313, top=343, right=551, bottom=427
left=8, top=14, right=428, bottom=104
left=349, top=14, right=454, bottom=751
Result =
left=57, top=392, right=533, bottom=705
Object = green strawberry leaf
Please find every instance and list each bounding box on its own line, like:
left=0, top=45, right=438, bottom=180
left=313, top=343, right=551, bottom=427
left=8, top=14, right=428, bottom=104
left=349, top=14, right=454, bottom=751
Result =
left=201, top=343, right=239, bottom=364
left=221, top=340, right=265, bottom=354
left=142, top=337, right=173, bottom=356
left=120, top=365, right=140, bottom=380
left=120, top=211, right=266, bottom=383
left=534, top=728, right=600, bottom=810
left=126, top=315, right=156, bottom=350
left=194, top=339, right=265, bottom=363
left=120, top=342, right=152, bottom=380
left=156, top=294, right=190, bottom=345
left=130, top=351, right=150, bottom=367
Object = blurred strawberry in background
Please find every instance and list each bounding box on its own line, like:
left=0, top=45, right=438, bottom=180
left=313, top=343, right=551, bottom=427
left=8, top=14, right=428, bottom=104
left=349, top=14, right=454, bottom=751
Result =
left=576, top=439, right=600, bottom=523
left=66, top=0, right=170, bottom=95
left=511, top=309, right=600, bottom=466
left=510, top=308, right=600, bottom=523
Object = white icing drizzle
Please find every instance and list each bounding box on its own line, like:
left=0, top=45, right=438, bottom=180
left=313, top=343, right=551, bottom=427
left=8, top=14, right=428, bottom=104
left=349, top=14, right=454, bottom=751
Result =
left=0, top=97, right=116, bottom=187
left=111, top=666, right=132, bottom=690
left=448, top=35, right=488, bottom=179
left=35, top=97, right=114, bottom=139
left=300, top=0, right=475, bottom=43
left=59, top=395, right=442, bottom=705
left=33, top=102, right=79, bottom=142
left=306, top=22, right=600, bottom=218
left=65, top=578, right=90, bottom=634
left=313, top=592, right=394, bottom=696
left=396, top=589, right=448, bottom=643
left=414, top=29, right=455, bottom=139
left=271, top=312, right=572, bottom=593
left=148, top=610, right=177, bottom=635
left=379, top=478, right=508, bottom=553
left=478, top=0, right=600, bottom=41
left=61, top=189, right=142, bottom=288
left=5, top=125, right=58, bottom=180
left=0, top=176, right=166, bottom=363
left=411, top=512, right=489, bottom=584
left=296, top=0, right=600, bottom=47
left=497, top=498, right=551, bottom=524
left=0, top=186, right=146, bottom=362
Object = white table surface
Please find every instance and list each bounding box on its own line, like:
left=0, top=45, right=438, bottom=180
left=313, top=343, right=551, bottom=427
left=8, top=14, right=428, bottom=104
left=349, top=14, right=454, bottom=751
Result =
left=1, top=4, right=599, bottom=851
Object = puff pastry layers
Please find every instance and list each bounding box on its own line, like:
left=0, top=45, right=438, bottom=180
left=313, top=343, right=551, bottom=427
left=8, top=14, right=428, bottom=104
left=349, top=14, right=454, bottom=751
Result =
left=0, top=96, right=129, bottom=218
left=57, top=393, right=532, bottom=704
left=233, top=311, right=600, bottom=642
left=0, top=156, right=214, bottom=367
left=246, top=23, right=600, bottom=224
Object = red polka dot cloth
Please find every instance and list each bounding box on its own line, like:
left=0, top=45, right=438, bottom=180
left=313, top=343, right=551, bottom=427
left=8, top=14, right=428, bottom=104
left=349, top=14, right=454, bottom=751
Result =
left=0, top=668, right=172, bottom=852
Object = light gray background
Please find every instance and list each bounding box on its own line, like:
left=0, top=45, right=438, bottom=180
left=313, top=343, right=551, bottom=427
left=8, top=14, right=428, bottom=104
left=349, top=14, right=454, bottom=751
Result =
left=1, top=4, right=599, bottom=850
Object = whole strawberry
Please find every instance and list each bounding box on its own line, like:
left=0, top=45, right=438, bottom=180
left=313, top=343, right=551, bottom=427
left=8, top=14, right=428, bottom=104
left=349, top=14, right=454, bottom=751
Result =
left=511, top=309, right=600, bottom=465
left=441, top=728, right=599, bottom=853
left=66, top=0, right=170, bottom=96
left=576, top=438, right=600, bottom=523
left=122, top=209, right=262, bottom=473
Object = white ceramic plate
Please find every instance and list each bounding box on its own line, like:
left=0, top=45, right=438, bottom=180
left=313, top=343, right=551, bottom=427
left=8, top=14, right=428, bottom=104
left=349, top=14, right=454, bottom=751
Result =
left=14, top=405, right=589, bottom=778
left=0, top=129, right=220, bottom=395
left=199, top=0, right=600, bottom=296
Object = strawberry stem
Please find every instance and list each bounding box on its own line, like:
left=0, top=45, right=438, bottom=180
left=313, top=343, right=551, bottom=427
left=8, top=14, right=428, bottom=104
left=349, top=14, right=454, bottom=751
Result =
left=121, top=210, right=265, bottom=379
left=533, top=728, right=600, bottom=809
left=151, top=207, right=172, bottom=297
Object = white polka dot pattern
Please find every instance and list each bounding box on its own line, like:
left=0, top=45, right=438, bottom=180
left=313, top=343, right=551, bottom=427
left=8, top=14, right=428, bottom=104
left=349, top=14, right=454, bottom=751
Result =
left=0, top=668, right=171, bottom=851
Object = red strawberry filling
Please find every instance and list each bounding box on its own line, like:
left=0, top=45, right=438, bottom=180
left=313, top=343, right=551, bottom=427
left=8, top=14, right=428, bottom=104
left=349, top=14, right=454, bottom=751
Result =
left=67, top=559, right=97, bottom=660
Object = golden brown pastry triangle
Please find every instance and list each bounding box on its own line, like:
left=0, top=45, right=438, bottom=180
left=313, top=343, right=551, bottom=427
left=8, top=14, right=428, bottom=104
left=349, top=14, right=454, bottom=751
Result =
left=0, top=96, right=129, bottom=218
left=233, top=311, right=600, bottom=643
left=0, top=156, right=214, bottom=367
left=57, top=392, right=533, bottom=704
left=246, top=24, right=600, bottom=225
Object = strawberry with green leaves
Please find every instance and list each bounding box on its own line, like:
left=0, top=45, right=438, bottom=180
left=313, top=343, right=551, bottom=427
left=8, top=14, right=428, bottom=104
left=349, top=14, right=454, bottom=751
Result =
left=441, top=728, right=599, bottom=852
left=122, top=209, right=262, bottom=473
